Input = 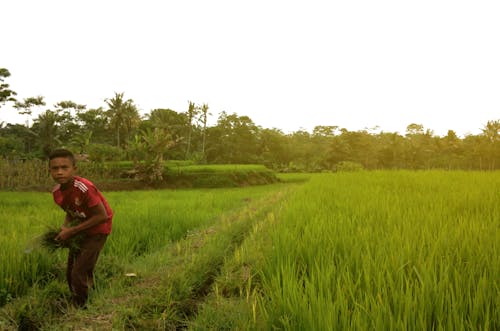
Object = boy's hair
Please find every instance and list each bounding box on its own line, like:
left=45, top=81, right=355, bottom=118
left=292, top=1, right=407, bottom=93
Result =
left=49, top=149, right=76, bottom=165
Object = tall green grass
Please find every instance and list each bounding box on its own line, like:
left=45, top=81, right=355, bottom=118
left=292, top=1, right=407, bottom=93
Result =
left=2, top=171, right=499, bottom=329
left=259, top=171, right=499, bottom=330
left=0, top=192, right=62, bottom=306
left=0, top=184, right=284, bottom=307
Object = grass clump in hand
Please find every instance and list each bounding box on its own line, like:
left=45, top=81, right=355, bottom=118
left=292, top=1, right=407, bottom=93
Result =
left=40, top=220, right=85, bottom=252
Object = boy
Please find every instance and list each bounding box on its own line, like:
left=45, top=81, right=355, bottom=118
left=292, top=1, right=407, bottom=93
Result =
left=49, top=149, right=113, bottom=307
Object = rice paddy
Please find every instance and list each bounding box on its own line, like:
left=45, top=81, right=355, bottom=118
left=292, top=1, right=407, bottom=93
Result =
left=1, top=171, right=499, bottom=330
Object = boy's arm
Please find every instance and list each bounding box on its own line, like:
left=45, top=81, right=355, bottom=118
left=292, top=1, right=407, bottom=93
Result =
left=56, top=202, right=108, bottom=241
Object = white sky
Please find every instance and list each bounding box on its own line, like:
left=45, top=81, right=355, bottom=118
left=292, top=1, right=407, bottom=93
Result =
left=1, top=0, right=499, bottom=136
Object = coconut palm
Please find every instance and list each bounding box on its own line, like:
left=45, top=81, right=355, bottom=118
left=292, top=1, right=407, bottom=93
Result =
left=105, top=92, right=141, bottom=148
left=185, top=101, right=199, bottom=159
left=32, top=110, right=61, bottom=157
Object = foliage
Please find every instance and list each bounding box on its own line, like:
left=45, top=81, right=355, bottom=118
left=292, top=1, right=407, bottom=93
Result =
left=105, top=92, right=141, bottom=148
left=13, top=96, right=46, bottom=117
left=1, top=68, right=499, bottom=171
left=87, top=143, right=124, bottom=162
left=133, top=127, right=178, bottom=183
left=333, top=160, right=364, bottom=172
left=0, top=68, right=17, bottom=106
left=0, top=158, right=277, bottom=191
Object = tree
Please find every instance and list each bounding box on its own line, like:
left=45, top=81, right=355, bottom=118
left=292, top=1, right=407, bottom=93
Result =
left=145, top=108, right=187, bottom=159
left=437, top=130, right=463, bottom=169
left=482, top=120, right=500, bottom=143
left=376, top=132, right=406, bottom=169
left=258, top=128, right=291, bottom=170
left=13, top=96, right=46, bottom=127
left=206, top=112, right=259, bottom=164
left=480, top=120, right=500, bottom=169
left=405, top=123, right=437, bottom=169
left=105, top=92, right=141, bottom=148
left=71, top=131, right=93, bottom=154
left=287, top=130, right=316, bottom=171
left=312, top=125, right=339, bottom=137
left=0, top=68, right=17, bottom=107
left=147, top=108, right=186, bottom=137
left=198, top=103, right=210, bottom=162
left=185, top=101, right=199, bottom=159
left=133, top=128, right=178, bottom=183
left=31, top=110, right=61, bottom=157
left=312, top=126, right=339, bottom=170
left=76, top=107, right=110, bottom=144
left=54, top=100, right=86, bottom=143
left=0, top=123, right=37, bottom=156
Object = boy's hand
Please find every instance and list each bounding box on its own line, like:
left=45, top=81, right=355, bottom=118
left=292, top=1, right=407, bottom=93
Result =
left=55, top=226, right=75, bottom=242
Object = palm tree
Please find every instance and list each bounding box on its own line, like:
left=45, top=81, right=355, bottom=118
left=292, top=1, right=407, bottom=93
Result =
left=185, top=101, right=199, bottom=159
left=199, top=103, right=210, bottom=161
left=33, top=110, right=60, bottom=157
left=105, top=92, right=140, bottom=148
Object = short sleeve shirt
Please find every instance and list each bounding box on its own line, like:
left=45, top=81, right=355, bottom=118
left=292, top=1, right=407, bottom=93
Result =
left=52, top=176, right=113, bottom=235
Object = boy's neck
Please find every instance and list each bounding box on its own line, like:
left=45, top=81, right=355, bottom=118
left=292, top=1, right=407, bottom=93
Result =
left=60, top=178, right=75, bottom=190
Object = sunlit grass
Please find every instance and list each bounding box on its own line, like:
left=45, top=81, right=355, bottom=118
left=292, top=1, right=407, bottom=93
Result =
left=2, top=171, right=499, bottom=330
left=0, top=184, right=286, bottom=306
left=259, top=171, right=500, bottom=330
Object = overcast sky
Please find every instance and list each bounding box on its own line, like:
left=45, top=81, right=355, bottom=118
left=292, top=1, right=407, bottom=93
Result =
left=2, top=0, right=499, bottom=136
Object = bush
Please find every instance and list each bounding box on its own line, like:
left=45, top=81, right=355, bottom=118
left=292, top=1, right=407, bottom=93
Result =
left=87, top=144, right=124, bottom=162
left=334, top=161, right=364, bottom=172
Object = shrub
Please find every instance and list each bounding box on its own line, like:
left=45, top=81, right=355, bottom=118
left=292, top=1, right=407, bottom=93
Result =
left=87, top=144, right=124, bottom=162
left=334, top=161, right=364, bottom=172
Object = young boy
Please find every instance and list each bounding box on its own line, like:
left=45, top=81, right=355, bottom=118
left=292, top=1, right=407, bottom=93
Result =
left=49, top=149, right=113, bottom=307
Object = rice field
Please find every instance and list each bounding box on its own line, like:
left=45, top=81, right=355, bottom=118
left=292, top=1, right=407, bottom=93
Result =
left=257, top=171, right=500, bottom=330
left=1, top=171, right=499, bottom=330
left=0, top=184, right=285, bottom=307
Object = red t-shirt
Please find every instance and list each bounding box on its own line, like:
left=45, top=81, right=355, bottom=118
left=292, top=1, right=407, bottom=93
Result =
left=52, top=176, right=113, bottom=235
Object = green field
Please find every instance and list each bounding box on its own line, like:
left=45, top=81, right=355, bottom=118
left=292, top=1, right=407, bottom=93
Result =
left=1, top=171, right=499, bottom=330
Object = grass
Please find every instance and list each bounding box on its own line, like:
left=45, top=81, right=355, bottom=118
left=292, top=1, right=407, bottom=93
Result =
left=257, top=171, right=500, bottom=330
left=1, top=171, right=499, bottom=330
left=0, top=183, right=288, bottom=308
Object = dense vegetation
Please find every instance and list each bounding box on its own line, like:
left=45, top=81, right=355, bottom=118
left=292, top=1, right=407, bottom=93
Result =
left=1, top=171, right=498, bottom=330
left=0, top=158, right=278, bottom=191
left=1, top=68, right=499, bottom=172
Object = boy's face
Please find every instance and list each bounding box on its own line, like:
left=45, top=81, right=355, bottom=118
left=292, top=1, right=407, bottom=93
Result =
left=49, top=157, right=77, bottom=185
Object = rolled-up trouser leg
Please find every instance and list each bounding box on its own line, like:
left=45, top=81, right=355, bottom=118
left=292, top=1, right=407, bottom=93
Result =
left=68, top=234, right=107, bottom=307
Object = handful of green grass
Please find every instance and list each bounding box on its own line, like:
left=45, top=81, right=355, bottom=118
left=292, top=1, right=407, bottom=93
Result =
left=40, top=220, right=85, bottom=252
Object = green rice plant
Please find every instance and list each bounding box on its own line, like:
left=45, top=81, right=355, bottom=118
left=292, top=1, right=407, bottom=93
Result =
left=258, top=171, right=500, bottom=330
left=4, top=171, right=498, bottom=329
left=191, top=195, right=289, bottom=330
left=0, top=183, right=288, bottom=309
left=38, top=220, right=85, bottom=252
left=0, top=192, right=62, bottom=306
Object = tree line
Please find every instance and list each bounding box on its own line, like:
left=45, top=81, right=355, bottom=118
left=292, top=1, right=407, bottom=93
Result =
left=1, top=68, right=499, bottom=171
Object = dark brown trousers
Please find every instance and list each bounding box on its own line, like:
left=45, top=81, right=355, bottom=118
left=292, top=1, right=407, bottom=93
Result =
left=67, top=234, right=107, bottom=307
